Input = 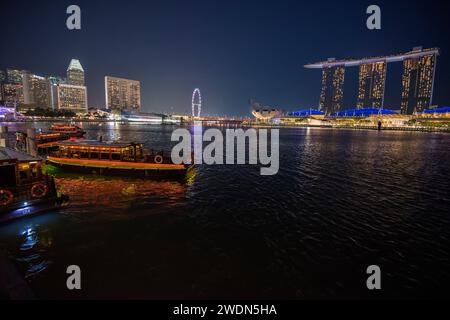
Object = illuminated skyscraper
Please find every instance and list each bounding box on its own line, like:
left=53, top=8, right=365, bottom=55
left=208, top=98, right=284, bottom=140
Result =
left=305, top=47, right=439, bottom=115
left=67, top=59, right=85, bottom=86
left=48, top=76, right=66, bottom=110
left=0, top=70, right=5, bottom=102
left=400, top=49, right=438, bottom=115
left=22, top=72, right=51, bottom=109
left=3, top=83, right=24, bottom=107
left=6, top=68, right=23, bottom=84
left=56, top=84, right=88, bottom=114
left=318, top=63, right=345, bottom=114
left=356, top=61, right=387, bottom=109
left=105, top=76, right=141, bottom=111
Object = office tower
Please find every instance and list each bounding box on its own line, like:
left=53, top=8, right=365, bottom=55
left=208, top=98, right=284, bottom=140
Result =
left=56, top=84, right=88, bottom=114
left=3, top=83, right=24, bottom=107
left=400, top=50, right=438, bottom=115
left=22, top=72, right=51, bottom=109
left=356, top=61, right=387, bottom=109
left=6, top=68, right=24, bottom=84
left=0, top=70, right=4, bottom=102
left=48, top=75, right=66, bottom=85
left=318, top=63, right=345, bottom=114
left=48, top=76, right=65, bottom=110
left=67, top=59, right=85, bottom=86
left=105, top=76, right=141, bottom=111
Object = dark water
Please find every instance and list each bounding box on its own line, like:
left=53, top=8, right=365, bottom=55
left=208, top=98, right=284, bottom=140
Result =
left=1, top=122, right=449, bottom=299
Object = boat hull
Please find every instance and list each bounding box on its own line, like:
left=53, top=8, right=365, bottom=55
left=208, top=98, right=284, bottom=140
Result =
left=0, top=197, right=68, bottom=224
left=47, top=156, right=189, bottom=179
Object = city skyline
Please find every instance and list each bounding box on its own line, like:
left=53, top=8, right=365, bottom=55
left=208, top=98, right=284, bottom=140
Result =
left=0, top=0, right=449, bottom=302
left=0, top=60, right=88, bottom=114
left=0, top=48, right=444, bottom=116
left=1, top=0, right=450, bottom=116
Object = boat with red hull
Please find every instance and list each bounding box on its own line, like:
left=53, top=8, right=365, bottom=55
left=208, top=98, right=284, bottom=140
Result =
left=47, top=140, right=190, bottom=179
left=49, top=123, right=86, bottom=138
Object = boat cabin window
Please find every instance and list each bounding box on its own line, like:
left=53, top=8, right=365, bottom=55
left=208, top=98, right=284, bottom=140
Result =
left=90, top=152, right=99, bottom=159
left=56, top=144, right=143, bottom=162
left=0, top=164, right=16, bottom=187
left=17, top=162, right=41, bottom=183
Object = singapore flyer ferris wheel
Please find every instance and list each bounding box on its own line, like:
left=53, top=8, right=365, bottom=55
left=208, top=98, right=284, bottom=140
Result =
left=192, top=88, right=202, bottom=118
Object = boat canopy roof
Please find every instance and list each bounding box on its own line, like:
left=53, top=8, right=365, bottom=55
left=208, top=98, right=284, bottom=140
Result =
left=57, top=140, right=140, bottom=149
left=0, top=147, right=42, bottom=162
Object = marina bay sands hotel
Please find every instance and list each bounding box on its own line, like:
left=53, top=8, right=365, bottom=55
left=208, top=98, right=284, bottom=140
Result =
left=305, top=47, right=439, bottom=115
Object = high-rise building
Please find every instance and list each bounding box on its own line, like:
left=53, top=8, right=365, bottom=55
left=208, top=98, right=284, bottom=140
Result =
left=318, top=63, right=345, bottom=114
left=0, top=70, right=5, bottom=102
left=3, top=83, right=24, bottom=107
left=356, top=61, right=387, bottom=109
left=56, top=84, right=88, bottom=114
left=22, top=72, right=51, bottom=109
left=400, top=49, right=438, bottom=115
left=67, top=59, right=85, bottom=86
left=6, top=68, right=24, bottom=84
left=48, top=76, right=66, bottom=110
left=305, top=47, right=439, bottom=114
left=105, top=76, right=141, bottom=111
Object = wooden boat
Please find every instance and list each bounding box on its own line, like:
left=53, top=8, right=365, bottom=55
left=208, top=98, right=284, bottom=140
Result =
left=49, top=123, right=86, bottom=138
left=47, top=140, right=190, bottom=179
left=15, top=131, right=81, bottom=152
left=36, top=132, right=71, bottom=150
left=0, top=148, right=68, bottom=224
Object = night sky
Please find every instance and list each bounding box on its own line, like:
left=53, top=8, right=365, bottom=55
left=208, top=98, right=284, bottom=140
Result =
left=1, top=0, right=450, bottom=116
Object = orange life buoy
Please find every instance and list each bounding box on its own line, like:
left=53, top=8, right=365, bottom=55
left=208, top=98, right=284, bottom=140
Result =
left=31, top=183, right=48, bottom=199
left=0, top=189, right=14, bottom=206
left=154, top=155, right=164, bottom=164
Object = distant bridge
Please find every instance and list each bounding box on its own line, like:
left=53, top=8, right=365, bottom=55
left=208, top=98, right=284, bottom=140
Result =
left=184, top=116, right=250, bottom=124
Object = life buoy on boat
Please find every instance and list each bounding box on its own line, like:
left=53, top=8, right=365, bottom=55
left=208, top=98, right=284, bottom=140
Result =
left=154, top=155, right=164, bottom=164
left=0, top=189, right=14, bottom=206
left=31, top=183, right=48, bottom=199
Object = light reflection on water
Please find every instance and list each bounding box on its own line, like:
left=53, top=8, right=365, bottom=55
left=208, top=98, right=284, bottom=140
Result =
left=0, top=122, right=449, bottom=299
left=0, top=214, right=58, bottom=279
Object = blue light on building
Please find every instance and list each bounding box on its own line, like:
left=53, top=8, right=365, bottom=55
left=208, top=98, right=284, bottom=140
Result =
left=422, top=107, right=450, bottom=114
left=288, top=109, right=325, bottom=117
left=330, top=108, right=398, bottom=117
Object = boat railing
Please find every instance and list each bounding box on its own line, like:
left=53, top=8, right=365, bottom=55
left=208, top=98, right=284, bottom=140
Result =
left=49, top=147, right=184, bottom=165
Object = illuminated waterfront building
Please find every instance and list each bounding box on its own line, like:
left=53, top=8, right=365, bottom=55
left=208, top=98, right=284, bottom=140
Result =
left=318, top=61, right=345, bottom=114
left=250, top=100, right=283, bottom=121
left=67, top=59, right=85, bottom=86
left=400, top=48, right=438, bottom=115
left=357, top=61, right=387, bottom=109
left=105, top=76, right=141, bottom=111
left=6, top=68, right=23, bottom=84
left=56, top=84, right=88, bottom=114
left=2, top=69, right=25, bottom=107
left=3, top=83, right=24, bottom=107
left=0, top=70, right=4, bottom=102
left=48, top=76, right=66, bottom=110
left=305, top=47, right=439, bottom=114
left=22, top=72, right=51, bottom=109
